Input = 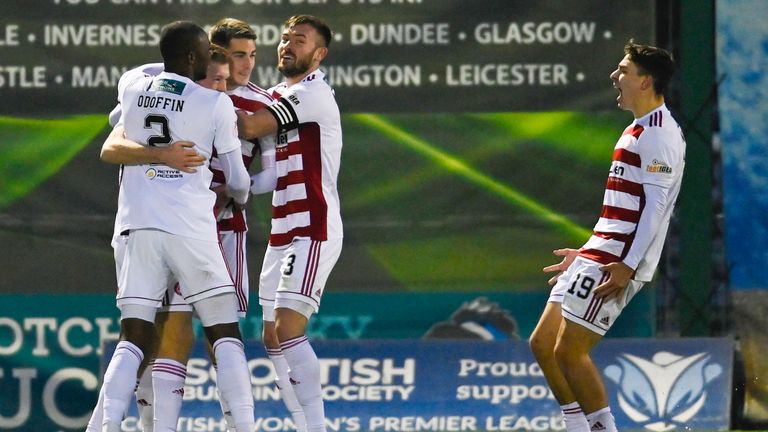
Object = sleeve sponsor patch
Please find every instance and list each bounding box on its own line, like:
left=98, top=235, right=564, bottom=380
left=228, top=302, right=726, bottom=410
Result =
left=646, top=159, right=673, bottom=174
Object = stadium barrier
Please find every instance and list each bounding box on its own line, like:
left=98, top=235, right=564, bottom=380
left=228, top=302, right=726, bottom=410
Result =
left=0, top=294, right=728, bottom=431
left=107, top=338, right=732, bottom=432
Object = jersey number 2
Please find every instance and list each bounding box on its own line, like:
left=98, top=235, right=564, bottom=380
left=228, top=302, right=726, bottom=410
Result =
left=144, top=114, right=171, bottom=147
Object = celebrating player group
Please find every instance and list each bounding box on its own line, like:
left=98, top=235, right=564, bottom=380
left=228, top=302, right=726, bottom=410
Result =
left=85, top=7, right=684, bottom=432
left=88, top=14, right=342, bottom=432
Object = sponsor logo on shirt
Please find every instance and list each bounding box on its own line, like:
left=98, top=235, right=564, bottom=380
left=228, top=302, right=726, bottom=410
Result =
left=288, top=94, right=300, bottom=105
left=145, top=167, right=183, bottom=181
left=646, top=159, right=672, bottom=174
left=150, top=78, right=186, bottom=95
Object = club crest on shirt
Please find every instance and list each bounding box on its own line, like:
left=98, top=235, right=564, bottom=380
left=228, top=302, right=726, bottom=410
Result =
left=646, top=159, right=672, bottom=174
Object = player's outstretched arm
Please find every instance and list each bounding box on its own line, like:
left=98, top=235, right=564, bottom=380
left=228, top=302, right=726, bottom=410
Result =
left=236, top=109, right=279, bottom=140
left=100, top=126, right=205, bottom=173
left=542, top=248, right=579, bottom=285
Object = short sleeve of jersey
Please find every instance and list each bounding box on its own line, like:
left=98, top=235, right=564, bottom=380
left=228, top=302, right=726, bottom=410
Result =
left=111, top=63, right=163, bottom=127
left=266, top=82, right=331, bottom=133
left=116, top=66, right=155, bottom=105
left=213, top=94, right=241, bottom=155
left=638, top=127, right=685, bottom=189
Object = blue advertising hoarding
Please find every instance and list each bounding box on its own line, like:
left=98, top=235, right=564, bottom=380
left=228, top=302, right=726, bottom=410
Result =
left=110, top=338, right=732, bottom=431
left=0, top=292, right=657, bottom=431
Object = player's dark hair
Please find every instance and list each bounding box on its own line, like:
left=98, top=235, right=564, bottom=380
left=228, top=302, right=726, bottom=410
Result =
left=159, top=21, right=207, bottom=65
left=209, top=43, right=229, bottom=65
left=284, top=15, right=333, bottom=48
left=624, top=39, right=675, bottom=95
left=209, top=18, right=257, bottom=48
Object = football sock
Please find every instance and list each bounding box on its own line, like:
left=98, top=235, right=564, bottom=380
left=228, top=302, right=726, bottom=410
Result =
left=151, top=358, right=187, bottom=432
left=135, top=363, right=154, bottom=432
left=102, top=341, right=144, bottom=429
left=85, top=385, right=105, bottom=432
left=215, top=384, right=236, bottom=432
left=561, top=401, right=590, bottom=432
left=213, top=337, right=255, bottom=432
left=268, top=347, right=308, bottom=432
left=587, top=407, right=617, bottom=432
left=281, top=336, right=325, bottom=432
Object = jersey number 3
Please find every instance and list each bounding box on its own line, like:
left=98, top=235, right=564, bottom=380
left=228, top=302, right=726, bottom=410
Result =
left=144, top=114, right=171, bottom=147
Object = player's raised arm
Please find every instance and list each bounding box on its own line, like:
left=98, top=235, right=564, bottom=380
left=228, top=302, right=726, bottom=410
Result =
left=100, top=126, right=205, bottom=173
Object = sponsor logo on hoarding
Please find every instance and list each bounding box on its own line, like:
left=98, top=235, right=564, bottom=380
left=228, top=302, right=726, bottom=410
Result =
left=604, top=351, right=723, bottom=431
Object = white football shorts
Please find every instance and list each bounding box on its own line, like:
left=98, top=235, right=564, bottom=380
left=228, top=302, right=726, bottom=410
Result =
left=559, top=257, right=644, bottom=336
left=158, top=230, right=248, bottom=316
left=259, top=238, right=342, bottom=321
left=116, top=229, right=235, bottom=311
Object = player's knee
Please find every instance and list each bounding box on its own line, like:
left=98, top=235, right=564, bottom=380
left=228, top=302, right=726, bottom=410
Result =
left=553, top=338, right=579, bottom=370
left=157, top=340, right=194, bottom=363
left=274, top=303, right=312, bottom=342
left=120, top=317, right=157, bottom=352
left=261, top=322, right=280, bottom=349
left=203, top=322, right=242, bottom=345
left=529, top=331, right=555, bottom=360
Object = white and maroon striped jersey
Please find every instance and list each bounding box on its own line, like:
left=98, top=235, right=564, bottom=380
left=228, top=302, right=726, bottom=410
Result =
left=210, top=82, right=276, bottom=232
left=114, top=71, right=241, bottom=242
left=265, top=69, right=343, bottom=246
left=578, top=104, right=686, bottom=281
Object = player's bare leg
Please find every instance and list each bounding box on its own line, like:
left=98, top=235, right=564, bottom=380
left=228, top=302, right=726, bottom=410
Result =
left=264, top=319, right=308, bottom=432
left=529, top=302, right=589, bottom=431
left=530, top=303, right=576, bottom=402
left=276, top=307, right=325, bottom=432
left=554, top=320, right=617, bottom=432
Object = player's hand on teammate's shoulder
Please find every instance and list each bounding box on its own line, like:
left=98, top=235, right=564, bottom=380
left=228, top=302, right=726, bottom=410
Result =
left=594, top=261, right=634, bottom=300
left=542, top=248, right=579, bottom=285
left=235, top=111, right=250, bottom=138
left=161, top=141, right=205, bottom=173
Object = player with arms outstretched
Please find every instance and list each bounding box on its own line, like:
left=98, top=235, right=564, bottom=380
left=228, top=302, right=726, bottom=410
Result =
left=529, top=40, right=685, bottom=432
